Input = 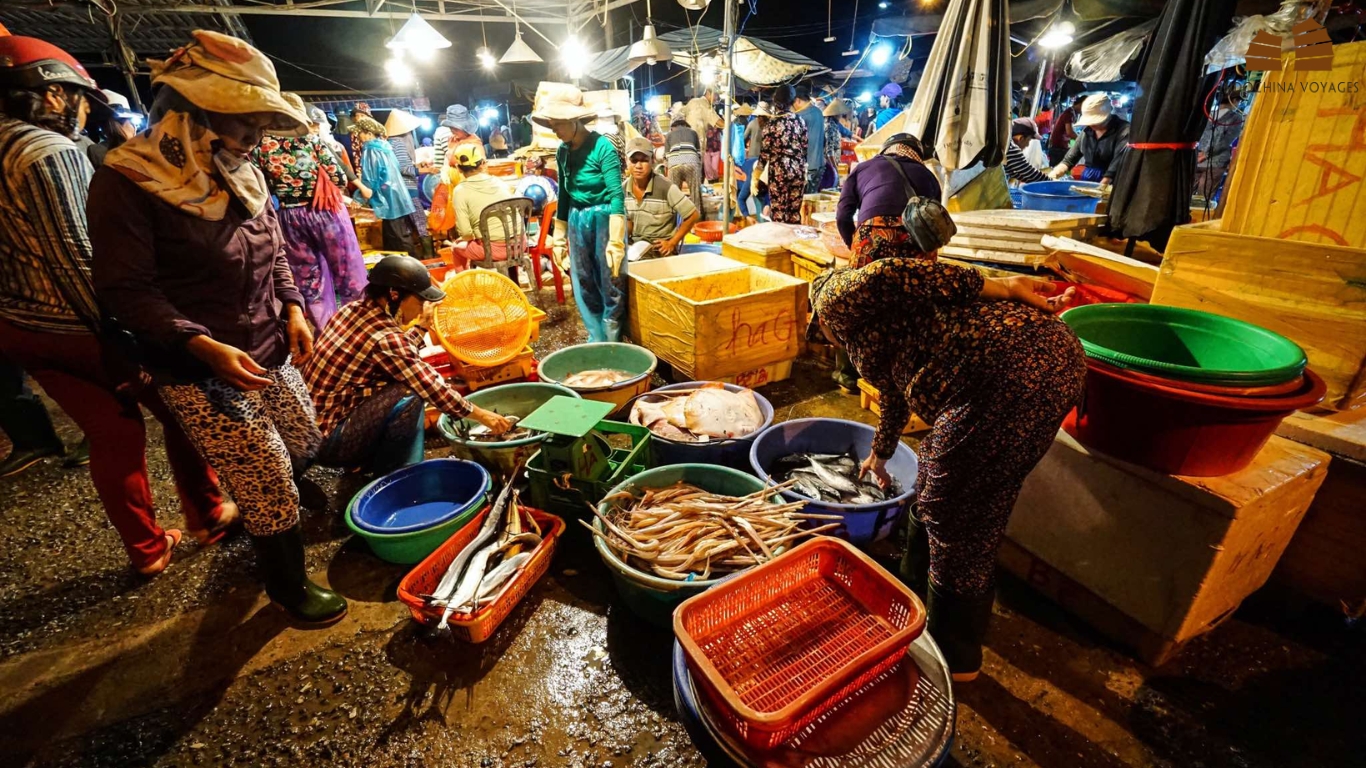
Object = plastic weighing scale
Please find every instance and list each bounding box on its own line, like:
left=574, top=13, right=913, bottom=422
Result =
left=519, top=396, right=651, bottom=518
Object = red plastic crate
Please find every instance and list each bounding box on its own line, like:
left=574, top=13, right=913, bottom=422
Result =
left=673, top=537, right=926, bottom=750
left=397, top=507, right=564, bottom=643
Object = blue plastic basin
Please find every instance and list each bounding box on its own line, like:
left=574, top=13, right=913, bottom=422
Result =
left=350, top=458, right=491, bottom=535
left=641, top=382, right=774, bottom=471
left=1020, top=180, right=1102, bottom=213
left=749, top=418, right=918, bottom=546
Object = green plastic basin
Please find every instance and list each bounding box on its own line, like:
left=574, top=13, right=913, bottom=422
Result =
left=1062, top=303, right=1307, bottom=386
left=345, top=494, right=487, bottom=565
left=437, top=382, right=580, bottom=479
left=592, top=464, right=778, bottom=628
left=538, top=343, right=657, bottom=415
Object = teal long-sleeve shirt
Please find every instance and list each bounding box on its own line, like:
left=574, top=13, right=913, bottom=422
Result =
left=555, top=131, right=625, bottom=221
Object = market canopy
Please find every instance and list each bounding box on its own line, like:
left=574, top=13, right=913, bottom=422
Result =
left=585, top=25, right=830, bottom=85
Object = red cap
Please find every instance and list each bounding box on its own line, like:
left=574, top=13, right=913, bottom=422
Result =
left=0, top=36, right=102, bottom=97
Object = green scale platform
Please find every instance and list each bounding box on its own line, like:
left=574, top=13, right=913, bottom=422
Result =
left=521, top=396, right=652, bottom=521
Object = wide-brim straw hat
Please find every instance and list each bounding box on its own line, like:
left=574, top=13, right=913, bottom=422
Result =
left=151, top=30, right=309, bottom=136
left=532, top=93, right=597, bottom=128
left=1075, top=93, right=1114, bottom=127
left=822, top=99, right=852, bottom=117
left=733, top=104, right=754, bottom=117
left=752, top=102, right=774, bottom=118
left=442, top=104, right=478, bottom=133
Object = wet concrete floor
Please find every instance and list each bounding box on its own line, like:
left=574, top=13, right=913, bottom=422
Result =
left=1, top=293, right=1361, bottom=767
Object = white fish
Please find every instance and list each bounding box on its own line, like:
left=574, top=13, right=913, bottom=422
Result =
left=454, top=552, right=533, bottom=612
left=563, top=369, right=634, bottom=388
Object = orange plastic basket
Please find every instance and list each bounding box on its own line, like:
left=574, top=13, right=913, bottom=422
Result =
left=431, top=269, right=532, bottom=368
left=673, top=537, right=926, bottom=750
left=396, top=507, right=564, bottom=643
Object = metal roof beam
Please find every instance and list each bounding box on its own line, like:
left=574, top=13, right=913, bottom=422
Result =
left=135, top=4, right=570, bottom=23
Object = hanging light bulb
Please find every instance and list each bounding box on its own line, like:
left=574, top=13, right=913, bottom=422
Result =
left=386, top=12, right=452, bottom=55
left=477, top=45, right=497, bottom=69
left=385, top=57, right=415, bottom=86
left=561, top=35, right=589, bottom=79
left=1039, top=21, right=1076, bottom=49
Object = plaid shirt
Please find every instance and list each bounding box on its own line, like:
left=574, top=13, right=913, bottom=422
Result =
left=300, top=300, right=471, bottom=435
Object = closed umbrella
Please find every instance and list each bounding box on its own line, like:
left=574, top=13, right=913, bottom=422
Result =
left=1106, top=0, right=1237, bottom=248
left=904, top=0, right=1011, bottom=171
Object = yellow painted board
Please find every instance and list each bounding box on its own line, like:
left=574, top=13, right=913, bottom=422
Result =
left=1008, top=430, right=1329, bottom=648
left=1151, top=219, right=1366, bottom=410
left=635, top=266, right=808, bottom=381
left=1222, top=41, right=1366, bottom=248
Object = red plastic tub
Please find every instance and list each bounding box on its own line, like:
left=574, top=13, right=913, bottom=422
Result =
left=1072, top=360, right=1327, bottom=476
left=1085, top=358, right=1307, bottom=398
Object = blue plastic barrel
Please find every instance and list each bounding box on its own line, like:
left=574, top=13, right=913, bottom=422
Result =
left=1020, top=180, right=1102, bottom=213
left=641, top=382, right=774, bottom=471
left=749, top=418, right=918, bottom=546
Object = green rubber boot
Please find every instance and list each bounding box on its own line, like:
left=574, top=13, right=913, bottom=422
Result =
left=928, top=580, right=996, bottom=683
left=250, top=525, right=347, bottom=626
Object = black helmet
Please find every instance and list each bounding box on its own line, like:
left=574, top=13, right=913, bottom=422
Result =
left=368, top=256, right=445, bottom=302
left=881, top=132, right=926, bottom=158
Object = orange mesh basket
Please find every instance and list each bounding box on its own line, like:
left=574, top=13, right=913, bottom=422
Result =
left=431, top=270, right=532, bottom=368
left=673, top=537, right=926, bottom=750
left=396, top=507, right=564, bottom=643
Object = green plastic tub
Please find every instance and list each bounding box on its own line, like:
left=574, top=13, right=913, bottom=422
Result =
left=437, top=382, right=580, bottom=479
left=346, top=495, right=487, bottom=565
left=1062, top=303, right=1307, bottom=386
left=592, top=464, right=779, bottom=628
left=538, top=343, right=657, bottom=415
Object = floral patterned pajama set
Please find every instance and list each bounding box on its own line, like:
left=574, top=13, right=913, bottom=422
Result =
left=814, top=258, right=1086, bottom=597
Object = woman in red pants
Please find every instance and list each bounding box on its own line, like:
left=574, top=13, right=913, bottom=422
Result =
left=0, top=35, right=235, bottom=575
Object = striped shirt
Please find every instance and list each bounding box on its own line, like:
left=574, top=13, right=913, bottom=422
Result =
left=432, top=126, right=452, bottom=169
left=0, top=117, right=101, bottom=334
left=1004, top=142, right=1047, bottom=185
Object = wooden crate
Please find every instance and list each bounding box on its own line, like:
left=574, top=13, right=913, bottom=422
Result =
left=1005, top=429, right=1329, bottom=666
left=626, top=253, right=745, bottom=345
left=720, top=238, right=795, bottom=275
left=355, top=219, right=384, bottom=251
left=635, top=266, right=807, bottom=381
left=856, top=379, right=929, bottom=435
left=1221, top=41, right=1366, bottom=249
left=1272, top=408, right=1366, bottom=609
left=1151, top=219, right=1366, bottom=410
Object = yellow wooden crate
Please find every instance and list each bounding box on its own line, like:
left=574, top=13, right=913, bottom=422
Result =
left=626, top=253, right=746, bottom=345
left=1222, top=41, right=1366, bottom=249
left=634, top=266, right=807, bottom=381
left=1151, top=219, right=1366, bottom=411
left=720, top=238, right=795, bottom=274
left=856, top=379, right=930, bottom=435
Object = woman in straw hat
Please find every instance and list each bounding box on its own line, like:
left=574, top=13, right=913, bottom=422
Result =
left=250, top=93, right=367, bottom=331
left=350, top=114, right=423, bottom=258
left=759, top=85, right=808, bottom=224
left=822, top=98, right=853, bottom=190
left=534, top=91, right=628, bottom=343
left=89, top=30, right=346, bottom=626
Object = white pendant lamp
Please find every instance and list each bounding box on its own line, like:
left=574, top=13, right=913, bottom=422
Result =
left=500, top=1, right=544, bottom=64
left=628, top=1, right=672, bottom=66
left=386, top=12, right=452, bottom=53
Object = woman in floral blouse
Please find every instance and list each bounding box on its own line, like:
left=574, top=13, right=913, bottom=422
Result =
left=809, top=253, right=1084, bottom=684
left=758, top=85, right=808, bottom=223
left=251, top=95, right=367, bottom=331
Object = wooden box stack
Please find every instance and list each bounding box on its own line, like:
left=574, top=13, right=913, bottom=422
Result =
left=943, top=210, right=1105, bottom=267
left=1003, top=429, right=1330, bottom=666
left=720, top=237, right=795, bottom=275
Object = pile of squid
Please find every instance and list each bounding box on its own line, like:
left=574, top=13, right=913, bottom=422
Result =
left=425, top=479, right=541, bottom=628
left=583, top=480, right=844, bottom=581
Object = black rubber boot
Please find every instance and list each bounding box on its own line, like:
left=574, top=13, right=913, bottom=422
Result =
left=832, top=350, right=859, bottom=393
left=927, top=580, right=996, bottom=682
left=250, top=525, right=347, bottom=626
left=898, top=507, right=931, bottom=600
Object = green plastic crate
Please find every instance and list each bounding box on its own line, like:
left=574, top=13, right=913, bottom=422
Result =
left=526, top=420, right=652, bottom=522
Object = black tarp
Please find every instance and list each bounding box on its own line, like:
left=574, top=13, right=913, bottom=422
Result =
left=1106, top=0, right=1237, bottom=247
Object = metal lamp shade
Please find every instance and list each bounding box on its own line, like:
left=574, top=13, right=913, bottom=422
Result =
left=677, top=0, right=710, bottom=10
left=500, top=32, right=544, bottom=64
left=386, top=12, right=452, bottom=52
left=628, top=24, right=673, bottom=66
